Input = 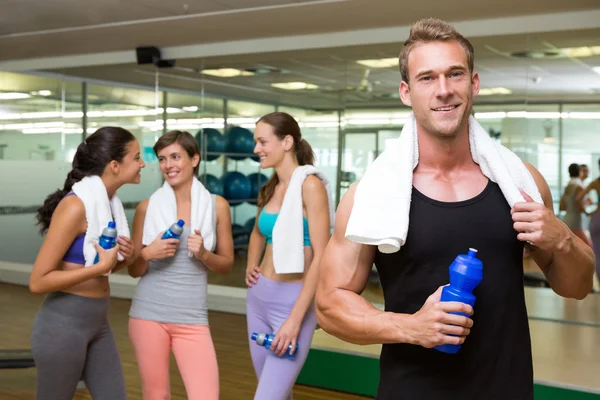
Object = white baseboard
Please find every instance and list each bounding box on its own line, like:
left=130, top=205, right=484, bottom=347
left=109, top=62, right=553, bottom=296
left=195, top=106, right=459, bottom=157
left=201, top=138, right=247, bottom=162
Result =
left=0, top=261, right=247, bottom=315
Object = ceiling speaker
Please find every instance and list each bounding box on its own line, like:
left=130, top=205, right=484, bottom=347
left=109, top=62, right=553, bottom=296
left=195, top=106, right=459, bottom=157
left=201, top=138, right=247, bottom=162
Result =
left=136, top=46, right=176, bottom=68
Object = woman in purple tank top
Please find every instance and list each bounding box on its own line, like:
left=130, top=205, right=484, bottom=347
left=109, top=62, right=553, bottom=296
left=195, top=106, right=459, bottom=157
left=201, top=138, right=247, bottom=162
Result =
left=29, top=127, right=145, bottom=400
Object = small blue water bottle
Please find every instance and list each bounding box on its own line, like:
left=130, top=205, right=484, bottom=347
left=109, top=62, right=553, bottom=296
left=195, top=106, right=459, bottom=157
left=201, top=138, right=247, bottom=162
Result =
left=435, top=248, right=483, bottom=354
left=162, top=219, right=185, bottom=240
left=251, top=332, right=298, bottom=359
left=93, top=221, right=117, bottom=264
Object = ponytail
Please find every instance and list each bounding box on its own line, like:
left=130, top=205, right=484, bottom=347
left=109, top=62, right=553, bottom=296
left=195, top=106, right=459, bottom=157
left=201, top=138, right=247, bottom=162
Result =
left=35, top=167, right=89, bottom=234
left=295, top=138, right=314, bottom=166
left=35, top=126, right=136, bottom=235
left=257, top=174, right=279, bottom=208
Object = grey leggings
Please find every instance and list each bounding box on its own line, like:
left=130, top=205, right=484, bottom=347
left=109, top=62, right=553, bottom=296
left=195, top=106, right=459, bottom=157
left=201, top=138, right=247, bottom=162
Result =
left=30, top=292, right=126, bottom=400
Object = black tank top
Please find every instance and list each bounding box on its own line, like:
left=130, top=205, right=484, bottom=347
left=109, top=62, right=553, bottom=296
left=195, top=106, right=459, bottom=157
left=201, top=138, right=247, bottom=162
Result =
left=374, top=180, right=533, bottom=400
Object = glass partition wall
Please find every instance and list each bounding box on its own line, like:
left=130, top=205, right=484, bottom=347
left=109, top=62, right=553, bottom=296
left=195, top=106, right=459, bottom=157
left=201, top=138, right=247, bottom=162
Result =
left=1, top=70, right=599, bottom=312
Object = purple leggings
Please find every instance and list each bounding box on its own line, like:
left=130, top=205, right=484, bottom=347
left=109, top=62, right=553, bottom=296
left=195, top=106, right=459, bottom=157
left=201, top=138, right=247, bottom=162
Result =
left=589, top=214, right=600, bottom=281
left=246, top=273, right=317, bottom=400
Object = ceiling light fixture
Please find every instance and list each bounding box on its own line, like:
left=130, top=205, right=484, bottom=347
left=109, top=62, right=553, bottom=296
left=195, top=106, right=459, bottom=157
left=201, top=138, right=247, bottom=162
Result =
left=478, top=87, right=512, bottom=96
left=561, top=46, right=600, bottom=58
left=511, top=46, right=600, bottom=59
left=356, top=58, right=398, bottom=68
left=271, top=82, right=319, bottom=90
left=201, top=68, right=255, bottom=77
left=0, top=92, right=31, bottom=100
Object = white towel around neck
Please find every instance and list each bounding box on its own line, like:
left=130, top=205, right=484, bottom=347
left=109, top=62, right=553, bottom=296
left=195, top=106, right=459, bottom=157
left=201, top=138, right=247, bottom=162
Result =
left=345, top=113, right=543, bottom=254
left=272, top=165, right=335, bottom=274
left=142, top=177, right=215, bottom=256
left=71, top=175, right=129, bottom=270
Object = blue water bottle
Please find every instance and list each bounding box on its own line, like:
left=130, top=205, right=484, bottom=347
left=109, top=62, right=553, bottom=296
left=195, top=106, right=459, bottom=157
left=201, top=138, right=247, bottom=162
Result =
left=162, top=219, right=185, bottom=240
left=93, top=221, right=117, bottom=264
left=251, top=332, right=298, bottom=359
left=435, top=248, right=483, bottom=354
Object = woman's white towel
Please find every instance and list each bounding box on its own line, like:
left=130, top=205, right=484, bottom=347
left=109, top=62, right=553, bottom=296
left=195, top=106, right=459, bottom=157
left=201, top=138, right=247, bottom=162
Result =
left=71, top=175, right=129, bottom=269
left=142, top=177, right=215, bottom=256
left=272, top=165, right=335, bottom=274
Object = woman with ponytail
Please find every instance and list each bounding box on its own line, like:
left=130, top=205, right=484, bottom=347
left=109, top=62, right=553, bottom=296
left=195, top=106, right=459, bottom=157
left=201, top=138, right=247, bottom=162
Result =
left=245, top=112, right=334, bottom=399
left=29, top=127, right=145, bottom=400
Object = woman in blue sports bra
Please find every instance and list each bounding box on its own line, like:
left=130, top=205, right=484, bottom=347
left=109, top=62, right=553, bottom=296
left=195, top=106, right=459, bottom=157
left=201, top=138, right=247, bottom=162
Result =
left=29, top=127, right=145, bottom=400
left=245, top=112, right=332, bottom=399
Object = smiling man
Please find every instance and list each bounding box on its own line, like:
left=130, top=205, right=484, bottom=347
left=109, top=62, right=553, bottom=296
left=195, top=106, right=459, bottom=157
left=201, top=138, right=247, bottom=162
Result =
left=315, top=18, right=595, bottom=400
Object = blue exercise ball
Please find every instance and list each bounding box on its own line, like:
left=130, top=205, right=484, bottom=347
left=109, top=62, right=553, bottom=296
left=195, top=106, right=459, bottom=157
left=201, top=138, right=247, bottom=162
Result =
left=195, top=128, right=226, bottom=161
left=226, top=126, right=255, bottom=161
left=244, top=217, right=256, bottom=233
left=247, top=172, right=269, bottom=205
left=222, top=171, right=251, bottom=203
left=199, top=173, right=224, bottom=197
left=232, top=223, right=249, bottom=246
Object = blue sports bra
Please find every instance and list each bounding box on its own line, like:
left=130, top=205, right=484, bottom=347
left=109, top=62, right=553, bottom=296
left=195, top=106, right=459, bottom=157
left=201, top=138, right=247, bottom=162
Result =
left=61, top=192, right=86, bottom=265
left=257, top=209, right=311, bottom=246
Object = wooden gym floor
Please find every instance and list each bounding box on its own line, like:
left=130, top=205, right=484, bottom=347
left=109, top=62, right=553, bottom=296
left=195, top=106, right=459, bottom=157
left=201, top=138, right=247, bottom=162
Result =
left=0, top=283, right=369, bottom=400
left=3, top=272, right=600, bottom=399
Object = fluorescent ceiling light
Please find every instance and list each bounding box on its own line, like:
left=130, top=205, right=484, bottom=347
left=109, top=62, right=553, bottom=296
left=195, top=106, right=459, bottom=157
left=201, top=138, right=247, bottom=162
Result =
left=514, top=46, right=600, bottom=59
left=561, top=46, right=600, bottom=58
left=0, top=92, right=30, bottom=100
left=228, top=117, right=257, bottom=124
left=474, top=112, right=507, bottom=119
left=182, top=106, right=198, bottom=112
left=271, top=82, right=319, bottom=90
left=478, top=87, right=512, bottom=96
left=299, top=122, right=340, bottom=128
left=347, top=119, right=392, bottom=125
left=356, top=58, right=398, bottom=68
left=569, top=112, right=600, bottom=119
left=201, top=68, right=254, bottom=77
left=592, top=67, right=600, bottom=75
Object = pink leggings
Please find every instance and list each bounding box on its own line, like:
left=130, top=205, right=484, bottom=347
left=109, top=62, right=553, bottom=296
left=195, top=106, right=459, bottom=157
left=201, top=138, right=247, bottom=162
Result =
left=128, top=318, right=219, bottom=400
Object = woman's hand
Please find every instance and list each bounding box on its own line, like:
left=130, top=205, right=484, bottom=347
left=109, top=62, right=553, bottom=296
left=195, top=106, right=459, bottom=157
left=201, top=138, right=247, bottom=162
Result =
left=117, top=236, right=135, bottom=264
left=245, top=265, right=260, bottom=287
left=92, top=242, right=120, bottom=275
left=271, top=317, right=301, bottom=357
left=188, top=229, right=206, bottom=260
left=144, top=232, right=179, bottom=260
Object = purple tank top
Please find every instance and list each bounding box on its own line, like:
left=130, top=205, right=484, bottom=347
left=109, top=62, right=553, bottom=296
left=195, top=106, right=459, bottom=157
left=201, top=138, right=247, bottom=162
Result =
left=61, top=192, right=86, bottom=265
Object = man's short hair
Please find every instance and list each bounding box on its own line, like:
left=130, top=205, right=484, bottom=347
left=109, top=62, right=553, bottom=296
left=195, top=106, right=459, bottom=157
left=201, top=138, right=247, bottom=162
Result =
left=399, top=18, right=475, bottom=83
left=568, top=163, right=581, bottom=178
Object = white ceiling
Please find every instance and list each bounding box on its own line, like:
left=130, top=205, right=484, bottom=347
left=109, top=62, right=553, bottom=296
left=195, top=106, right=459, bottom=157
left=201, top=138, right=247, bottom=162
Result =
left=41, top=28, right=600, bottom=109
left=0, top=0, right=321, bottom=34
left=1, top=0, right=599, bottom=60
left=0, top=0, right=599, bottom=108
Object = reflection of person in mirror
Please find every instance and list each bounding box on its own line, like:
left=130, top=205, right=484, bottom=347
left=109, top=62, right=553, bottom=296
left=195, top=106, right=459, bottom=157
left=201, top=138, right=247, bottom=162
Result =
left=578, top=159, right=600, bottom=288
left=316, top=17, right=595, bottom=400
left=560, top=163, right=592, bottom=246
left=579, top=164, right=593, bottom=208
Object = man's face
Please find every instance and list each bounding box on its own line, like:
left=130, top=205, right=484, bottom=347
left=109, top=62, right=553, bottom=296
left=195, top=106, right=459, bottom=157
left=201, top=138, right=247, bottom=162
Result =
left=399, top=40, right=479, bottom=138
left=580, top=166, right=589, bottom=181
